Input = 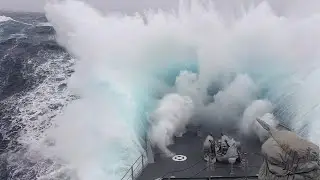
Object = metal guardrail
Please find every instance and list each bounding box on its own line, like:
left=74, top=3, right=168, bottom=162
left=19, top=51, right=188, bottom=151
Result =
left=121, top=132, right=153, bottom=180
left=121, top=154, right=147, bottom=180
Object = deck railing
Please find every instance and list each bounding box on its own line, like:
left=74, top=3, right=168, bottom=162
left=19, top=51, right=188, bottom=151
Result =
left=121, top=153, right=147, bottom=180
left=121, top=133, right=151, bottom=180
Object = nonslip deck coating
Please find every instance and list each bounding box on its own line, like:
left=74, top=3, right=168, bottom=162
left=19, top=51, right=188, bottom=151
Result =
left=137, top=125, right=263, bottom=180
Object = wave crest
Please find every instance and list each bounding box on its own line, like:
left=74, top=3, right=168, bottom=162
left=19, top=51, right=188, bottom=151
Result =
left=40, top=0, right=320, bottom=179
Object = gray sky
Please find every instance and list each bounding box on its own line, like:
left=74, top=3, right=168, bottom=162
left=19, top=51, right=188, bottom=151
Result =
left=0, top=0, right=178, bottom=13
left=1, top=0, right=320, bottom=18
left=0, top=0, right=46, bottom=12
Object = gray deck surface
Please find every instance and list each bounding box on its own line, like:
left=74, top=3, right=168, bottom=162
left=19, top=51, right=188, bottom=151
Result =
left=137, top=125, right=263, bottom=180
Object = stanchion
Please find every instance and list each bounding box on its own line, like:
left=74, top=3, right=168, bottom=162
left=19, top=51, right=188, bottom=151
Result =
left=131, top=166, right=134, bottom=180
left=142, top=155, right=144, bottom=168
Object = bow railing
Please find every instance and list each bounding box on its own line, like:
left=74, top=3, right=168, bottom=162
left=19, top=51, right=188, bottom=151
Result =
left=121, top=153, right=147, bottom=180
left=121, top=133, right=152, bottom=180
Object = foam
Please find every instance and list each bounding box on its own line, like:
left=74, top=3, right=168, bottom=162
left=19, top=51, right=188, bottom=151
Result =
left=39, top=0, right=320, bottom=179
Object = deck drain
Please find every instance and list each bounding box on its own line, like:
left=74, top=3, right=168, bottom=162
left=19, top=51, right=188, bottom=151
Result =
left=172, top=155, right=187, bottom=162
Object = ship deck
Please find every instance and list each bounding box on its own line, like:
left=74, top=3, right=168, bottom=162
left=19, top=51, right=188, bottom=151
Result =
left=137, top=124, right=263, bottom=180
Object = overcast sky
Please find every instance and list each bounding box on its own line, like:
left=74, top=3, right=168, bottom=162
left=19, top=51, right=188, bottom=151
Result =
left=0, top=0, right=46, bottom=12
left=0, top=0, right=178, bottom=13
left=1, top=0, right=320, bottom=18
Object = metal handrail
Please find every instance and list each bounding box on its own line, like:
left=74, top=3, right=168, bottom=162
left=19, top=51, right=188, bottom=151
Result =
left=120, top=132, right=152, bottom=180
left=121, top=153, right=147, bottom=180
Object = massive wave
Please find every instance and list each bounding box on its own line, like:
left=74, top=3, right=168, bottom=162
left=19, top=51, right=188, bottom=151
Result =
left=2, top=0, right=320, bottom=180
left=42, top=0, right=320, bottom=179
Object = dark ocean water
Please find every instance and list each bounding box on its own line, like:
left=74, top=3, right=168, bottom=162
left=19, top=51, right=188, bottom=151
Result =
left=0, top=11, right=75, bottom=180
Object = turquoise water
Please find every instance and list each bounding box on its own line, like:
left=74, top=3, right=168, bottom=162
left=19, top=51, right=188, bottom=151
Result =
left=44, top=1, right=320, bottom=179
